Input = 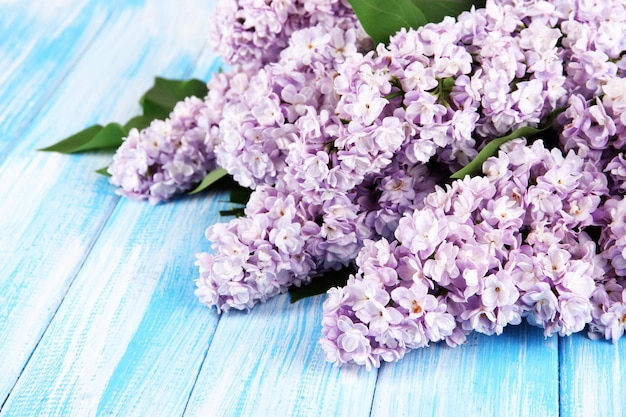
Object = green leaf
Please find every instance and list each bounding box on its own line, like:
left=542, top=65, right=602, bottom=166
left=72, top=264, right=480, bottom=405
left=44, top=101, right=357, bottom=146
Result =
left=124, top=115, right=155, bottom=132
left=39, top=125, right=103, bottom=153
left=450, top=109, right=565, bottom=179
left=95, top=166, right=111, bottom=177
left=140, top=78, right=183, bottom=119
left=218, top=187, right=252, bottom=217
left=141, top=96, right=172, bottom=120
left=39, top=123, right=126, bottom=154
left=40, top=77, right=209, bottom=156
left=188, top=167, right=229, bottom=195
left=347, top=0, right=428, bottom=45
left=177, top=79, right=209, bottom=101
left=140, top=77, right=181, bottom=108
left=219, top=208, right=246, bottom=217
left=288, top=267, right=355, bottom=303
left=140, top=77, right=208, bottom=120
left=229, top=187, right=253, bottom=205
left=75, top=122, right=126, bottom=152
left=411, top=0, right=485, bottom=24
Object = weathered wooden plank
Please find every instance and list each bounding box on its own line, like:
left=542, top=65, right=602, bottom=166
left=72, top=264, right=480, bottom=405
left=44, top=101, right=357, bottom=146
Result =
left=0, top=0, right=216, bottom=409
left=559, top=334, right=626, bottom=417
left=91, top=53, right=226, bottom=417
left=370, top=323, right=559, bottom=417
left=184, top=294, right=379, bottom=417
left=1, top=194, right=225, bottom=417
left=0, top=0, right=120, bottom=156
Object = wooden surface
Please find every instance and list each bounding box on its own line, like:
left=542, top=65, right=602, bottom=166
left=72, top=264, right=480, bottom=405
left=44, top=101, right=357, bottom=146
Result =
left=0, top=1, right=623, bottom=416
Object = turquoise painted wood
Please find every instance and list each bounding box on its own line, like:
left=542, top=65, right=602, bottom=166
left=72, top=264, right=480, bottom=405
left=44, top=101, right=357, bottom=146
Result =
left=184, top=295, right=379, bottom=417
left=0, top=0, right=219, bottom=409
left=371, top=323, right=558, bottom=417
left=559, top=334, right=626, bottom=417
left=0, top=1, right=624, bottom=416
left=0, top=0, right=121, bottom=156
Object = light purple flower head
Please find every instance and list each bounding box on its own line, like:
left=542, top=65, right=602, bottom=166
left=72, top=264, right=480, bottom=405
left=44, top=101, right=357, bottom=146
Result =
left=108, top=96, right=217, bottom=204
left=207, top=0, right=365, bottom=69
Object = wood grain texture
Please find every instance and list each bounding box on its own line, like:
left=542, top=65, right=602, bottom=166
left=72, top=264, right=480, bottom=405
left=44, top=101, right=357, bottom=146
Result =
left=559, top=334, right=626, bottom=417
left=184, top=294, right=379, bottom=417
left=0, top=0, right=120, bottom=156
left=0, top=0, right=217, bottom=409
left=371, top=323, right=559, bottom=417
left=1, top=194, right=226, bottom=417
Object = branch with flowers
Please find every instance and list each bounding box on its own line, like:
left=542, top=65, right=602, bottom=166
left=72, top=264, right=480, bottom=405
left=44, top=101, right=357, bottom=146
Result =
left=43, top=0, right=626, bottom=369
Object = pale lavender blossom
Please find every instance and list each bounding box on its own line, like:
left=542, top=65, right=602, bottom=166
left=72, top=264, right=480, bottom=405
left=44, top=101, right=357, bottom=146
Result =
left=195, top=186, right=314, bottom=311
left=322, top=139, right=610, bottom=367
left=187, top=0, right=626, bottom=367
left=207, top=0, right=364, bottom=69
left=599, top=197, right=626, bottom=277
left=108, top=96, right=217, bottom=204
left=195, top=183, right=368, bottom=312
left=213, top=23, right=365, bottom=190
left=600, top=304, right=626, bottom=343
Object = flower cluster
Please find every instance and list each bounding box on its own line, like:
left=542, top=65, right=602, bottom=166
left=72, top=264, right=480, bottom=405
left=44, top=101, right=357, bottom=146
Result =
left=199, top=0, right=592, bottom=315
left=212, top=23, right=366, bottom=189
left=322, top=139, right=609, bottom=368
left=108, top=96, right=217, bottom=203
left=105, top=0, right=626, bottom=368
left=591, top=196, right=626, bottom=343
left=207, top=0, right=362, bottom=69
left=195, top=184, right=367, bottom=311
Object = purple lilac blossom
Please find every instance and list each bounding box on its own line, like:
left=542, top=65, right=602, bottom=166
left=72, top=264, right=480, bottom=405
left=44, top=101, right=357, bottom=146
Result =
left=321, top=139, right=609, bottom=368
left=195, top=184, right=368, bottom=311
left=280, top=2, right=567, bottom=202
left=196, top=185, right=315, bottom=311
left=557, top=1, right=626, bottom=157
left=354, top=161, right=440, bottom=242
left=598, top=197, right=626, bottom=279
left=590, top=194, right=626, bottom=343
left=213, top=23, right=365, bottom=189
left=207, top=0, right=363, bottom=69
left=108, top=96, right=217, bottom=204
left=551, top=1, right=626, bottom=345
left=191, top=0, right=626, bottom=365
left=197, top=0, right=624, bottom=316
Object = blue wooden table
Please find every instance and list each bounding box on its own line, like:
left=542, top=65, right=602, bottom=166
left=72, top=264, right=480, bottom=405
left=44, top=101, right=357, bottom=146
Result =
left=0, top=1, right=624, bottom=416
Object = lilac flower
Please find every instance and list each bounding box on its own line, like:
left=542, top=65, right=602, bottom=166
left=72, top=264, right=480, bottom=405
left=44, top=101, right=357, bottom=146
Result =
left=600, top=302, right=626, bottom=343
left=391, top=282, right=438, bottom=320
left=213, top=23, right=365, bottom=190
left=207, top=0, right=364, bottom=69
left=599, top=197, right=626, bottom=277
left=108, top=96, right=217, bottom=204
left=557, top=292, right=593, bottom=336
left=605, top=153, right=626, bottom=192
left=334, top=316, right=372, bottom=365
left=481, top=271, right=519, bottom=309
left=522, top=283, right=558, bottom=331
left=189, top=0, right=626, bottom=366
left=395, top=209, right=446, bottom=258
left=195, top=186, right=314, bottom=311
left=195, top=181, right=371, bottom=312
left=321, top=138, right=611, bottom=367
left=321, top=238, right=455, bottom=368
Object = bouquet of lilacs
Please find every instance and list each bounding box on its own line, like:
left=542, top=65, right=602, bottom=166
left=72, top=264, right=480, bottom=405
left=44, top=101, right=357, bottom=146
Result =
left=49, top=0, right=626, bottom=369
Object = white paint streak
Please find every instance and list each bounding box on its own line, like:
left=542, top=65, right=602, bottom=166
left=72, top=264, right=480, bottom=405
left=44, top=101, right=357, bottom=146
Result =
left=58, top=242, right=154, bottom=416
left=0, top=38, right=40, bottom=92
left=612, top=346, right=622, bottom=416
